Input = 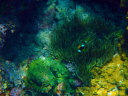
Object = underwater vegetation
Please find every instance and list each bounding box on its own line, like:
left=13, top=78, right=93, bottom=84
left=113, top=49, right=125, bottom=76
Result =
left=50, top=14, right=123, bottom=85
left=25, top=57, right=80, bottom=95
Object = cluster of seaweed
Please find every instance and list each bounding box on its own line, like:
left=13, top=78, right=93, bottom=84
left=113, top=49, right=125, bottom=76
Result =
left=50, top=14, right=122, bottom=85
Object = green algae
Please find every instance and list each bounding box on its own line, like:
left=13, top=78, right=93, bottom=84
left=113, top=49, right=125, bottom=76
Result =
left=25, top=57, right=75, bottom=94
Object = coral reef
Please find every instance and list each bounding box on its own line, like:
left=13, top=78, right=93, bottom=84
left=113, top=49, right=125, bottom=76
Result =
left=50, top=13, right=121, bottom=85
left=10, top=87, right=23, bottom=96
left=0, top=23, right=16, bottom=49
left=76, top=53, right=128, bottom=96
left=0, top=0, right=127, bottom=96
left=0, top=57, right=28, bottom=95
left=0, top=0, right=48, bottom=63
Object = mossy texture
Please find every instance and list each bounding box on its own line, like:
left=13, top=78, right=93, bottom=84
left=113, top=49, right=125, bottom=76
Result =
left=50, top=14, right=122, bottom=85
left=26, top=57, right=74, bottom=94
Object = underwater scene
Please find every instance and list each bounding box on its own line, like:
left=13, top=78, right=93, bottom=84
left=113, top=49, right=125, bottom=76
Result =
left=0, top=0, right=128, bottom=96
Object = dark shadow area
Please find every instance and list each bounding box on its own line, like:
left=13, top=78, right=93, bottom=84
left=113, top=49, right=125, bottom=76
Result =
left=0, top=0, right=46, bottom=63
left=73, top=0, right=125, bottom=27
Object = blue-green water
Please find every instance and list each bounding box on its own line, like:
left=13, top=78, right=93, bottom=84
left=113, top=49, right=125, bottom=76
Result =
left=0, top=0, right=127, bottom=95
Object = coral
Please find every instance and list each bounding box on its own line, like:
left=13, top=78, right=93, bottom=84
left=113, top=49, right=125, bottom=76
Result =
left=55, top=0, right=75, bottom=21
left=76, top=53, right=128, bottom=96
left=0, top=23, right=16, bottom=49
left=10, top=87, right=23, bottom=96
left=50, top=13, right=121, bottom=84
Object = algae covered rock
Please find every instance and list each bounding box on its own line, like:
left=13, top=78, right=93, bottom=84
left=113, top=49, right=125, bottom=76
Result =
left=25, top=57, right=75, bottom=94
